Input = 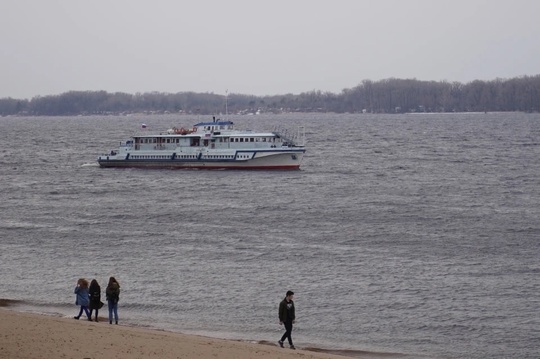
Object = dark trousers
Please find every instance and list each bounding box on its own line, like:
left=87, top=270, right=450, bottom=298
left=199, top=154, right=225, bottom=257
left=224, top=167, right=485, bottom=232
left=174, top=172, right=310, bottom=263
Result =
left=280, top=320, right=294, bottom=345
left=89, top=308, right=99, bottom=320
left=76, top=306, right=90, bottom=319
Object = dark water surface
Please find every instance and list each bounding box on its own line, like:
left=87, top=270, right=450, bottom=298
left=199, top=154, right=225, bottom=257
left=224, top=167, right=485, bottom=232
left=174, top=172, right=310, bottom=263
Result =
left=1, top=113, right=539, bottom=359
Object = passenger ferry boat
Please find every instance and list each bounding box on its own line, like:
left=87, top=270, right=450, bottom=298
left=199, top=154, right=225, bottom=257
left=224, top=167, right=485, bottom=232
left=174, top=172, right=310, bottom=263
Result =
left=98, top=118, right=306, bottom=170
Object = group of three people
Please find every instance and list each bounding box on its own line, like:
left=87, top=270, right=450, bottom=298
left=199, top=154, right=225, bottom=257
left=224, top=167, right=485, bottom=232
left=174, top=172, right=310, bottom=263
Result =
left=74, top=276, right=120, bottom=324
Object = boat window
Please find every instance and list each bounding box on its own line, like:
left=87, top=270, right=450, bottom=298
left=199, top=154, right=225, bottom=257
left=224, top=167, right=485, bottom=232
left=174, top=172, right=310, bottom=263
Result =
left=250, top=138, right=254, bottom=142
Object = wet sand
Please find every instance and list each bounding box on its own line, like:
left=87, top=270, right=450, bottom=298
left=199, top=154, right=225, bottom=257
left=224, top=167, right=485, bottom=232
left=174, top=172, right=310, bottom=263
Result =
left=1, top=308, right=404, bottom=359
left=1, top=297, right=413, bottom=359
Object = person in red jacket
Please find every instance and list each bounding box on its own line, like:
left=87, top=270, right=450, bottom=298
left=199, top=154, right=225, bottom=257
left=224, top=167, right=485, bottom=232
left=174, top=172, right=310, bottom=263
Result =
left=278, top=290, right=296, bottom=350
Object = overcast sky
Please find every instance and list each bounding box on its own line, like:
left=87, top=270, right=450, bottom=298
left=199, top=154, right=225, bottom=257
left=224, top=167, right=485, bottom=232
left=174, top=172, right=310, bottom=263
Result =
left=1, top=0, right=539, bottom=99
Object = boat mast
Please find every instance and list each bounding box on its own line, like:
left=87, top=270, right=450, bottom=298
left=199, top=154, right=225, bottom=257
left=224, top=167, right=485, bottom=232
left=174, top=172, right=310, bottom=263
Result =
left=225, top=89, right=228, bottom=117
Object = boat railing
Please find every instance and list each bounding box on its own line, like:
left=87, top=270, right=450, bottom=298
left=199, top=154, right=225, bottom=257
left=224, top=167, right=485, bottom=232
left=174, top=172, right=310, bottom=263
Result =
left=272, top=125, right=305, bottom=147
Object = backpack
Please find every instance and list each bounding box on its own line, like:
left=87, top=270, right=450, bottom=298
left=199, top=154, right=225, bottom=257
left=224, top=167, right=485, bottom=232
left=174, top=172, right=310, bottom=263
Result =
left=107, top=286, right=120, bottom=302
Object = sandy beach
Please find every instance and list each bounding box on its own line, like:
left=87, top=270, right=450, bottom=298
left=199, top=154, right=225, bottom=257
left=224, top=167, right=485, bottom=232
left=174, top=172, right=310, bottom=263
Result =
left=0, top=308, right=402, bottom=359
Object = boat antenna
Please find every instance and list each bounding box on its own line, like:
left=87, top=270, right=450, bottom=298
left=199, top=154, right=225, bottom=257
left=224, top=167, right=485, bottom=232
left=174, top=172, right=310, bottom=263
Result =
left=225, top=89, right=228, bottom=117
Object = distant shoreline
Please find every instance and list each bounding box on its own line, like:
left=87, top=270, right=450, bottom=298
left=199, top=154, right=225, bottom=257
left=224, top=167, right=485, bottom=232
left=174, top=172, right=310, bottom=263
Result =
left=2, top=76, right=539, bottom=116
left=0, top=110, right=532, bottom=118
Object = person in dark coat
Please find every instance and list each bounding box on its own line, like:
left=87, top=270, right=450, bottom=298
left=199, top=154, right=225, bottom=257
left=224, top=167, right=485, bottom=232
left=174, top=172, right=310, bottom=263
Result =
left=88, top=279, right=102, bottom=322
left=73, top=278, right=91, bottom=320
left=105, top=276, right=120, bottom=324
left=278, top=290, right=296, bottom=349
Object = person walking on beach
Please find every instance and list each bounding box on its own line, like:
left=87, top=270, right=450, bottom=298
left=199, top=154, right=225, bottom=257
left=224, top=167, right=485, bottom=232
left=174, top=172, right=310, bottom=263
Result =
left=106, top=277, right=120, bottom=325
left=73, top=278, right=91, bottom=320
left=88, top=279, right=102, bottom=322
left=278, top=290, right=296, bottom=350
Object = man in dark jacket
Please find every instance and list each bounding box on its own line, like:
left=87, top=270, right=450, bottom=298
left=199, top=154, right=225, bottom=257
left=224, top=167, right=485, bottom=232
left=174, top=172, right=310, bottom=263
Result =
left=278, top=290, right=296, bottom=349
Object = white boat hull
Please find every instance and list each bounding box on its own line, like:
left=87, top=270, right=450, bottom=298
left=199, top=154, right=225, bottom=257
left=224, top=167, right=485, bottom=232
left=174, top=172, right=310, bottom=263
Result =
left=98, top=118, right=306, bottom=170
left=98, top=150, right=304, bottom=170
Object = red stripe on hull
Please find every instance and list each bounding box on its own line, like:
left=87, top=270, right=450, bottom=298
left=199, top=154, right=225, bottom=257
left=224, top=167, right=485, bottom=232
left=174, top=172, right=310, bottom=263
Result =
left=98, top=162, right=301, bottom=170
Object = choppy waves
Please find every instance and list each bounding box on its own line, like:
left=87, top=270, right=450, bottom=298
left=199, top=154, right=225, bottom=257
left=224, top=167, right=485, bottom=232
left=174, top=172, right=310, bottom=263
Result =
left=1, top=113, right=539, bottom=359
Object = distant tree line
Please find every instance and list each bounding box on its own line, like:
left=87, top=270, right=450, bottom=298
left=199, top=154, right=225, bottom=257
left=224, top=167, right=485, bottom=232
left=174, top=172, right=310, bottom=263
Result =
left=1, top=75, right=539, bottom=116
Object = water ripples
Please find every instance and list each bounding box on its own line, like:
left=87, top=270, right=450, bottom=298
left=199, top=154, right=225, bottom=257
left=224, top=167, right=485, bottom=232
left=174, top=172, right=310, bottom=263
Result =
left=0, top=113, right=539, bottom=358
